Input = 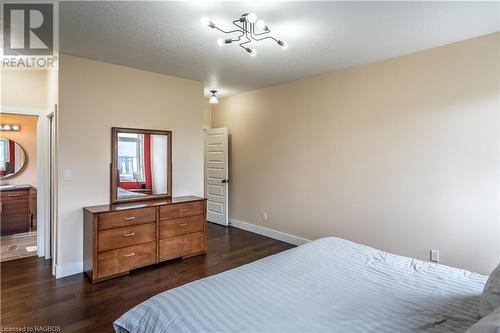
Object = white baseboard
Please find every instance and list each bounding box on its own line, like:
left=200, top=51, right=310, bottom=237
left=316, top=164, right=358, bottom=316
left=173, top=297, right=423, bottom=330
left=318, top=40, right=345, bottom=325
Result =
left=229, top=218, right=310, bottom=246
left=55, top=261, right=83, bottom=278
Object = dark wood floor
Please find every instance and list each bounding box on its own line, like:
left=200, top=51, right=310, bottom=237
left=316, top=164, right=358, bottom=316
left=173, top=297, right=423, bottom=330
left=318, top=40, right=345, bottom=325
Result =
left=1, top=223, right=294, bottom=333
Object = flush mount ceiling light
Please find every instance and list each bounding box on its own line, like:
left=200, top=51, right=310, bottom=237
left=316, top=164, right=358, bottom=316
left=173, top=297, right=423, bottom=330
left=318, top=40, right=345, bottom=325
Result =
left=201, top=13, right=287, bottom=56
left=209, top=90, right=219, bottom=104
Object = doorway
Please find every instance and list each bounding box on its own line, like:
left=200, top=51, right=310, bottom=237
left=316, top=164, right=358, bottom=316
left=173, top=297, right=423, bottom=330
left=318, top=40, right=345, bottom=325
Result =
left=0, top=114, right=39, bottom=262
left=0, top=107, right=54, bottom=268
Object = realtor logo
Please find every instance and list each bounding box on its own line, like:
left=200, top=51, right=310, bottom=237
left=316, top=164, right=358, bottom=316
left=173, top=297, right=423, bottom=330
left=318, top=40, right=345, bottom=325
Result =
left=3, top=3, right=53, bottom=56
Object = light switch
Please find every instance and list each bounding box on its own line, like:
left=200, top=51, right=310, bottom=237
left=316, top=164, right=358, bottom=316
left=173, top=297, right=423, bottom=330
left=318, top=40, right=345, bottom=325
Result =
left=63, top=169, right=72, bottom=181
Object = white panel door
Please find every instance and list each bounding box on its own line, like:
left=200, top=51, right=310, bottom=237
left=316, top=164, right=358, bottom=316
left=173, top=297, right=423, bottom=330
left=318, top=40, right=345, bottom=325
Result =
left=205, top=128, right=229, bottom=226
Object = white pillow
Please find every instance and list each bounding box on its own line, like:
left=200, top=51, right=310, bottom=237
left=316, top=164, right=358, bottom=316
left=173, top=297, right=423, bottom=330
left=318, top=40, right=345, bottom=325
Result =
left=480, top=263, right=500, bottom=317
left=466, top=306, right=500, bottom=333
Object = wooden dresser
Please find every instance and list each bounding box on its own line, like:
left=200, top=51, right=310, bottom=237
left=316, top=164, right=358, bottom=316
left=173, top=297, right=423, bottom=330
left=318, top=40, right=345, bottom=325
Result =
left=1, top=185, right=32, bottom=236
left=83, top=196, right=207, bottom=283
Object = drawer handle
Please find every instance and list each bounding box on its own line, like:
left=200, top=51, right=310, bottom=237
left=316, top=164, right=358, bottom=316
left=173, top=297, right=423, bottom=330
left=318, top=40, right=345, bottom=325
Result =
left=7, top=194, right=21, bottom=197
left=179, top=209, right=188, bottom=213
left=123, top=217, right=136, bottom=221
left=178, top=223, right=188, bottom=227
left=123, top=232, right=136, bottom=237
left=177, top=240, right=187, bottom=245
left=123, top=253, right=135, bottom=257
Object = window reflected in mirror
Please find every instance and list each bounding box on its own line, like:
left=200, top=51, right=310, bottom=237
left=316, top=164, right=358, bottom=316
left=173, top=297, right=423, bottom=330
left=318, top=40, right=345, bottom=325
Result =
left=115, top=130, right=170, bottom=201
left=0, top=137, right=26, bottom=179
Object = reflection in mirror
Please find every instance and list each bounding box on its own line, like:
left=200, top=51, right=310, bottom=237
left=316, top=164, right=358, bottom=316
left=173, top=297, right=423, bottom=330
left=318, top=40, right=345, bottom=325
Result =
left=0, top=137, right=26, bottom=179
left=117, top=132, right=169, bottom=199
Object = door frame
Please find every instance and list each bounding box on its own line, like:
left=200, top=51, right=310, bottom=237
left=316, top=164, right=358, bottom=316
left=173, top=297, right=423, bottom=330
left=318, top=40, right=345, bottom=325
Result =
left=47, top=111, right=58, bottom=275
left=0, top=107, right=52, bottom=259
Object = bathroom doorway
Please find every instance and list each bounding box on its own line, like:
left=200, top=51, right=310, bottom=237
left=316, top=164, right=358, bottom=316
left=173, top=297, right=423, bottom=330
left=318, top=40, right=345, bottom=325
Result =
left=0, top=114, right=39, bottom=261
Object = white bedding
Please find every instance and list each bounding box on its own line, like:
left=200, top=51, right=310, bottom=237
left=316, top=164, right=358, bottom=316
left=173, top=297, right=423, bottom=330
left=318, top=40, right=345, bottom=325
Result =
left=114, top=237, right=487, bottom=333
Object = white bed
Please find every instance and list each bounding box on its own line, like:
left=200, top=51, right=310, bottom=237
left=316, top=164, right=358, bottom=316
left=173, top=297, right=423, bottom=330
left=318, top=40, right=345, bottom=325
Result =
left=114, top=237, right=487, bottom=333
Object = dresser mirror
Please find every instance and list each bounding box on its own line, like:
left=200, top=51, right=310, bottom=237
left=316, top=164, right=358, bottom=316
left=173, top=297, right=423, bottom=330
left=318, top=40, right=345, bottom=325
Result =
left=111, top=127, right=172, bottom=204
left=0, top=137, right=26, bottom=179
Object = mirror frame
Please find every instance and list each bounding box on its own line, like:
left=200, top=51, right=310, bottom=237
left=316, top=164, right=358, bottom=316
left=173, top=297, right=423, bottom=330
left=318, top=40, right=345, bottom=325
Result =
left=111, top=127, right=172, bottom=204
left=0, top=137, right=27, bottom=180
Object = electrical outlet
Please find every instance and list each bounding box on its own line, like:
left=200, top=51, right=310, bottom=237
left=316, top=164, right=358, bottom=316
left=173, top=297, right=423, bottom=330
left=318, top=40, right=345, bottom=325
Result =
left=430, top=250, right=440, bottom=263
left=262, top=212, right=268, bottom=222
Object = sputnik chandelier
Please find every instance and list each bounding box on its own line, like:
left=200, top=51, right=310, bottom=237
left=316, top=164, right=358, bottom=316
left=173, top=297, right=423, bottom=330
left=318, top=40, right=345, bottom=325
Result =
left=200, top=13, right=288, bottom=56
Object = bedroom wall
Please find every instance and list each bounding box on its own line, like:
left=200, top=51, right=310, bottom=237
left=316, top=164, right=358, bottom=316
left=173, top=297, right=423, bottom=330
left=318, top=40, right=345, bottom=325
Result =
left=1, top=70, right=48, bottom=110
left=204, top=100, right=213, bottom=129
left=212, top=33, right=500, bottom=275
left=1, top=70, right=48, bottom=187
left=58, top=55, right=204, bottom=275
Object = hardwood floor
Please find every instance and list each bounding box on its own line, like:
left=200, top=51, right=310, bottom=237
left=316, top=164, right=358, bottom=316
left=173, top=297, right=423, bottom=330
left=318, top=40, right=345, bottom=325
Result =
left=1, top=231, right=37, bottom=262
left=1, top=223, right=294, bottom=333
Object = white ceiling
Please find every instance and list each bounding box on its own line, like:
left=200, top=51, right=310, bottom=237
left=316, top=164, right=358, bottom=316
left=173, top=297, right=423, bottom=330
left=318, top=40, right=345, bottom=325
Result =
left=60, top=1, right=500, bottom=97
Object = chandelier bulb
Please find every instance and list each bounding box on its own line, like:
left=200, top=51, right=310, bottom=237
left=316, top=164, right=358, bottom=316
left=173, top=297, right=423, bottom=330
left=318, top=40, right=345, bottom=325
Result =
left=247, top=13, right=257, bottom=23
left=200, top=16, right=209, bottom=26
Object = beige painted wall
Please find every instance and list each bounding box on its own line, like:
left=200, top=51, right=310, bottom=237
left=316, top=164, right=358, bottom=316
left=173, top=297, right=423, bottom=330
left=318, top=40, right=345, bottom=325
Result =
left=213, top=33, right=500, bottom=275
left=1, top=70, right=48, bottom=110
left=0, top=114, right=38, bottom=186
left=58, top=55, right=204, bottom=268
left=1, top=70, right=48, bottom=188
left=204, top=100, right=212, bottom=129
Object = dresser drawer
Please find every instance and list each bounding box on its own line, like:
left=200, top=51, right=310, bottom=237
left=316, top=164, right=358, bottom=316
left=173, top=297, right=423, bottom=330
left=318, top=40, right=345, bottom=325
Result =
left=159, top=231, right=204, bottom=261
left=160, top=215, right=204, bottom=239
left=159, top=201, right=204, bottom=221
left=97, top=241, right=156, bottom=279
left=99, top=207, right=156, bottom=231
left=1, top=190, right=29, bottom=202
left=98, top=223, right=155, bottom=252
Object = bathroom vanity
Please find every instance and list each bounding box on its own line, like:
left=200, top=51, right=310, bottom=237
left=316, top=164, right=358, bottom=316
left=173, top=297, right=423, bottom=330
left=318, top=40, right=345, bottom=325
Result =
left=0, top=185, right=32, bottom=235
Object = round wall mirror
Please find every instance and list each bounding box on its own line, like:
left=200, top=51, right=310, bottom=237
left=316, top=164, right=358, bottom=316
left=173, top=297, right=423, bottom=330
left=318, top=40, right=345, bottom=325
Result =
left=0, top=137, right=26, bottom=179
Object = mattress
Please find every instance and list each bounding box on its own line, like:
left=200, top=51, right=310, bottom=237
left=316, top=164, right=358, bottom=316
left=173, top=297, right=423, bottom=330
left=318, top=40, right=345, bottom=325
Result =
left=114, top=237, right=487, bottom=333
